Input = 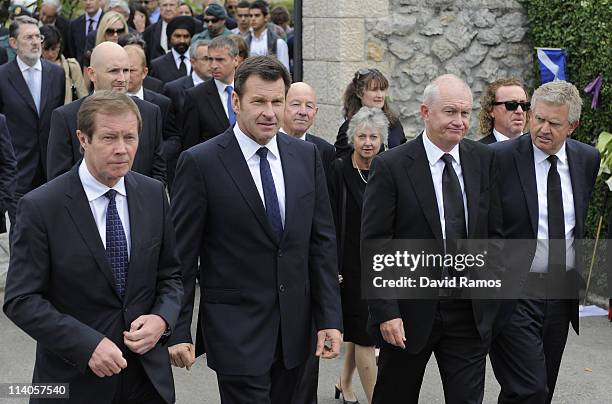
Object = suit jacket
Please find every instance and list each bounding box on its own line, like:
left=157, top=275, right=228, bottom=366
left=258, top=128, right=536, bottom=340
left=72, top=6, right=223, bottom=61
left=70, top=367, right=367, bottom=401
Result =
left=361, top=134, right=503, bottom=354
left=3, top=167, right=182, bottom=404
left=142, top=21, right=165, bottom=64
left=54, top=15, right=71, bottom=58
left=163, top=74, right=195, bottom=126
left=182, top=79, right=229, bottom=149
left=170, top=128, right=342, bottom=375
left=0, top=46, right=8, bottom=66
left=46, top=96, right=166, bottom=185
left=0, top=114, right=17, bottom=233
left=68, top=11, right=104, bottom=66
left=0, top=58, right=65, bottom=195
left=490, top=134, right=600, bottom=333
left=149, top=52, right=189, bottom=84
left=305, top=133, right=334, bottom=178
left=479, top=132, right=497, bottom=144
left=144, top=75, right=166, bottom=94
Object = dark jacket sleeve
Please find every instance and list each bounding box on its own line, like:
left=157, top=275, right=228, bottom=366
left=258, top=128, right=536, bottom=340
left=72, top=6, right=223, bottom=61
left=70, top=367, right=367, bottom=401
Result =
left=181, top=90, right=200, bottom=150
left=47, top=108, right=76, bottom=180
left=0, top=116, right=17, bottom=228
left=150, top=105, right=168, bottom=185
left=334, top=120, right=351, bottom=159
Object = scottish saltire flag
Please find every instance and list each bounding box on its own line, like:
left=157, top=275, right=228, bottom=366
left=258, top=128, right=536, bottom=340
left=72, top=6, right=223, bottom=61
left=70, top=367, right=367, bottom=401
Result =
left=536, top=48, right=567, bottom=83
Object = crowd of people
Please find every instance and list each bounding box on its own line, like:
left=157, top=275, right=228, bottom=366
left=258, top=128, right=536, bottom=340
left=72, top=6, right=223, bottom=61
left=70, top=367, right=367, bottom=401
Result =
left=0, top=1, right=602, bottom=404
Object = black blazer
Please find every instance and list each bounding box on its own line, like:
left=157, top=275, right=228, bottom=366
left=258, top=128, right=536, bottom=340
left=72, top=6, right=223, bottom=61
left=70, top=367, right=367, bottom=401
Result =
left=142, top=21, right=165, bottom=64
left=479, top=132, right=497, bottom=144
left=182, top=79, right=229, bottom=149
left=69, top=11, right=103, bottom=65
left=3, top=167, right=182, bottom=404
left=0, top=59, right=65, bottom=195
left=54, top=15, right=71, bottom=58
left=149, top=52, right=189, bottom=84
left=0, top=114, right=17, bottom=233
left=0, top=46, right=8, bottom=65
left=305, top=133, right=335, bottom=178
left=163, top=74, right=195, bottom=127
left=143, top=75, right=166, bottom=94
left=361, top=134, right=503, bottom=354
left=490, top=134, right=600, bottom=333
left=335, top=118, right=406, bottom=158
left=170, top=128, right=342, bottom=375
left=46, top=96, right=166, bottom=185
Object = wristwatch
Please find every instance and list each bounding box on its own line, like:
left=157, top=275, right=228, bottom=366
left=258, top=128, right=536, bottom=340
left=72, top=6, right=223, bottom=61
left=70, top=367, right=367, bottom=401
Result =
left=159, top=325, right=172, bottom=346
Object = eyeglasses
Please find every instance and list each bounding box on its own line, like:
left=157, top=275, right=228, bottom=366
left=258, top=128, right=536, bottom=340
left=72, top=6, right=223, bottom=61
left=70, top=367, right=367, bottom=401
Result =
left=105, top=27, right=126, bottom=36
left=493, top=101, right=531, bottom=111
left=204, top=17, right=220, bottom=23
left=22, top=34, right=45, bottom=42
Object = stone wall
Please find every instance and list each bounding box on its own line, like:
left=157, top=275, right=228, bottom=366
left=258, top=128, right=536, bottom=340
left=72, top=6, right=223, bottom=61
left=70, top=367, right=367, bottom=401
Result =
left=303, top=0, right=533, bottom=142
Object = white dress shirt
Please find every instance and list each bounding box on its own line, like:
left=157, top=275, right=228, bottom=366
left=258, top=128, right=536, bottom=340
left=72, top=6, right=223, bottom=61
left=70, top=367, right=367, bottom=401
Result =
left=17, top=56, right=42, bottom=112
left=127, top=86, right=144, bottom=100
left=422, top=131, right=468, bottom=239
left=161, top=20, right=168, bottom=52
left=192, top=71, right=205, bottom=87
left=234, top=124, right=286, bottom=225
left=79, top=161, right=131, bottom=257
left=530, top=142, right=575, bottom=272
left=248, top=29, right=290, bottom=71
left=493, top=128, right=511, bottom=142
left=214, top=79, right=234, bottom=118
left=172, top=48, right=191, bottom=73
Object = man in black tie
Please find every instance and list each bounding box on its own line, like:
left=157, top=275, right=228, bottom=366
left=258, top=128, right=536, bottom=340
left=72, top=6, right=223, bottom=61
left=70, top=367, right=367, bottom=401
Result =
left=68, top=0, right=104, bottom=65
left=3, top=91, right=183, bottom=403
left=149, top=15, right=195, bottom=84
left=489, top=81, right=600, bottom=404
left=362, top=74, right=502, bottom=403
left=169, top=56, right=342, bottom=403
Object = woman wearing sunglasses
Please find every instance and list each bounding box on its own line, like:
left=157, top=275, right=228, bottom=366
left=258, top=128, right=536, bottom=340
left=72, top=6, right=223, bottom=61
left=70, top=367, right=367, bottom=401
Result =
left=336, top=68, right=406, bottom=158
left=478, top=78, right=530, bottom=143
left=94, top=11, right=129, bottom=47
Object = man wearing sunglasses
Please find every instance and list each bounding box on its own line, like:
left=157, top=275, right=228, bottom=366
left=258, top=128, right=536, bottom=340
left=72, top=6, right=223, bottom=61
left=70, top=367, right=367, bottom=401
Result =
left=478, top=78, right=530, bottom=144
left=191, top=3, right=233, bottom=41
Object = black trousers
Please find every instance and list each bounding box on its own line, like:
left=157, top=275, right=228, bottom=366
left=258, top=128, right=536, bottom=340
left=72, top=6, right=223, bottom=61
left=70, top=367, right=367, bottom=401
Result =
left=490, top=299, right=571, bottom=404
left=290, top=343, right=319, bottom=404
left=372, top=300, right=489, bottom=404
left=112, top=353, right=166, bottom=404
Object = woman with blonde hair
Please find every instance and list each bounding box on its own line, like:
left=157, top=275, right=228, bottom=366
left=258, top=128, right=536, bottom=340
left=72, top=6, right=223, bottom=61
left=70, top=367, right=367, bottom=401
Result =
left=94, top=11, right=129, bottom=46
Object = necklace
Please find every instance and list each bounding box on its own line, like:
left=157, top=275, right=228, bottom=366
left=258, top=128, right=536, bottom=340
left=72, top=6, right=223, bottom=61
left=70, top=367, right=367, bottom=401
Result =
left=352, top=154, right=368, bottom=184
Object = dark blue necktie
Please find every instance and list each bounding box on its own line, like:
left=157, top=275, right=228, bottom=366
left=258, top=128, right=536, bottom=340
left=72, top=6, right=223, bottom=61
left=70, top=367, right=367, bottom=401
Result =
left=225, top=85, right=236, bottom=126
left=256, top=147, right=283, bottom=240
left=105, top=190, right=128, bottom=297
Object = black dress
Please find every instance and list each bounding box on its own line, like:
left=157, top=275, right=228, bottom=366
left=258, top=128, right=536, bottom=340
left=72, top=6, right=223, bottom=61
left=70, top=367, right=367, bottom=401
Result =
left=328, top=155, right=374, bottom=346
left=335, top=118, right=406, bottom=159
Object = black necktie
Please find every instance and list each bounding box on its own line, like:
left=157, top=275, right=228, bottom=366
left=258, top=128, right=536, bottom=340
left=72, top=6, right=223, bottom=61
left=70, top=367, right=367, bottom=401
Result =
left=105, top=190, right=129, bottom=297
left=256, top=147, right=283, bottom=240
left=178, top=55, right=187, bottom=76
left=87, top=18, right=95, bottom=35
left=547, top=155, right=566, bottom=274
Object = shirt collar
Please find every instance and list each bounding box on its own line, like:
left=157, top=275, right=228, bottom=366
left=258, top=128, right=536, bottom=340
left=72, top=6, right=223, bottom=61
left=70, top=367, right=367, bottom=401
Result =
left=234, top=123, right=280, bottom=161
left=87, top=8, right=102, bottom=21
left=128, top=86, right=144, bottom=100
left=422, top=130, right=460, bottom=166
left=78, top=160, right=127, bottom=202
left=533, top=140, right=568, bottom=166
left=16, top=56, right=41, bottom=71
left=171, top=47, right=188, bottom=61
left=252, top=28, right=267, bottom=40
left=192, top=71, right=205, bottom=86
left=214, top=78, right=234, bottom=91
left=279, top=127, right=306, bottom=140
left=492, top=128, right=511, bottom=142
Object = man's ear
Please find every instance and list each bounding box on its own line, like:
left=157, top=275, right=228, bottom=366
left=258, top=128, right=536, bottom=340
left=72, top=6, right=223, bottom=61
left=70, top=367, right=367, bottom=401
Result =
left=568, top=120, right=580, bottom=137
left=8, top=37, right=17, bottom=50
left=232, top=91, right=240, bottom=115
left=419, top=103, right=429, bottom=120
left=86, top=66, right=96, bottom=83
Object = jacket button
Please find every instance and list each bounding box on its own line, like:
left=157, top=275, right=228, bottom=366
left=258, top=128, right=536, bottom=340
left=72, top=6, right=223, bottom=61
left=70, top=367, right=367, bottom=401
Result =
left=278, top=249, right=283, bottom=257
left=279, top=284, right=285, bottom=292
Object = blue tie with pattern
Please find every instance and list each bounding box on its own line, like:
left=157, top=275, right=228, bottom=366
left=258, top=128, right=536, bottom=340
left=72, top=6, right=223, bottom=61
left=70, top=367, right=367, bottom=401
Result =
left=256, top=147, right=283, bottom=240
left=104, top=190, right=128, bottom=297
left=225, top=85, right=236, bottom=126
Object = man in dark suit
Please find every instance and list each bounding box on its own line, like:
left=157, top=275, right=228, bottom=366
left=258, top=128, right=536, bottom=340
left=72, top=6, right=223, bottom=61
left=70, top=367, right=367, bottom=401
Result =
left=281, top=81, right=334, bottom=404
left=182, top=35, right=238, bottom=149
left=489, top=81, right=600, bottom=404
left=3, top=91, right=183, bottom=404
left=0, top=17, right=65, bottom=198
left=38, top=0, right=71, bottom=58
left=142, top=0, right=179, bottom=63
left=125, top=44, right=180, bottom=188
left=149, top=15, right=195, bottom=83
left=47, top=42, right=166, bottom=185
left=478, top=78, right=529, bottom=144
left=68, top=0, right=104, bottom=65
left=362, top=74, right=502, bottom=403
left=0, top=114, right=17, bottom=234
left=169, top=56, right=342, bottom=403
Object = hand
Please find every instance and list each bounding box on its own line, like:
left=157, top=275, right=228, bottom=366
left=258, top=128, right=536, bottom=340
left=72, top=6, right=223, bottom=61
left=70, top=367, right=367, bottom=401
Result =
left=123, top=314, right=167, bottom=355
left=315, top=329, right=342, bottom=359
left=88, top=337, right=127, bottom=377
left=380, top=318, right=406, bottom=349
left=169, top=343, right=196, bottom=369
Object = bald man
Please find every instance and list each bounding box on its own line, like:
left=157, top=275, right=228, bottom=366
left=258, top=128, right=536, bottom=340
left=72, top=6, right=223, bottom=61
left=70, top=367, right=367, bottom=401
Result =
left=282, top=82, right=334, bottom=179
left=362, top=75, right=502, bottom=403
left=47, top=42, right=166, bottom=185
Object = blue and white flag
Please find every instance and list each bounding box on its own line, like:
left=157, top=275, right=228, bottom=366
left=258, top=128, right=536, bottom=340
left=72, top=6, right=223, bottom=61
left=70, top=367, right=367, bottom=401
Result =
left=536, top=48, right=567, bottom=84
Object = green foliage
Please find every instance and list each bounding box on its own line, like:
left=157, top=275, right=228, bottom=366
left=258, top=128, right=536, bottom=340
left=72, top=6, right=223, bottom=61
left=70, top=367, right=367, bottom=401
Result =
left=522, top=0, right=612, bottom=238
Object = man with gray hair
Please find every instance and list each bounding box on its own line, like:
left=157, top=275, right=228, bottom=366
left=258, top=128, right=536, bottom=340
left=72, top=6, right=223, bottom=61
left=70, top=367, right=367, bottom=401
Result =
left=38, top=0, right=70, bottom=58
left=182, top=35, right=238, bottom=148
left=361, top=74, right=502, bottom=403
left=489, top=80, right=600, bottom=404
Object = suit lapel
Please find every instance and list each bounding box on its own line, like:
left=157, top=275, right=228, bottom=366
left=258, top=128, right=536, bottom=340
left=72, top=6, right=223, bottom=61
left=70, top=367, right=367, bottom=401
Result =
left=124, top=173, right=144, bottom=298
left=39, top=61, right=51, bottom=114
left=64, top=166, right=121, bottom=300
left=205, top=80, right=230, bottom=128
left=217, top=131, right=278, bottom=243
left=513, top=135, right=538, bottom=237
left=459, top=140, right=481, bottom=238
left=277, top=134, right=294, bottom=242
left=566, top=140, right=586, bottom=238
left=7, top=60, right=37, bottom=114
left=405, top=135, right=443, bottom=240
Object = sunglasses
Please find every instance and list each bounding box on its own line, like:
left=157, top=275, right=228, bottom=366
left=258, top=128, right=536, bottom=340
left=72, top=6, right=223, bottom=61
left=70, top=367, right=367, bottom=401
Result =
left=493, top=101, right=531, bottom=111
left=204, top=17, right=220, bottom=23
left=105, top=27, right=126, bottom=36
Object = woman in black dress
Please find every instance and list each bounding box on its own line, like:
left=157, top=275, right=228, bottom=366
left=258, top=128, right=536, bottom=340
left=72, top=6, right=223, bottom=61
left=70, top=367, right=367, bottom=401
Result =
left=329, top=107, right=389, bottom=404
left=335, top=68, right=405, bottom=159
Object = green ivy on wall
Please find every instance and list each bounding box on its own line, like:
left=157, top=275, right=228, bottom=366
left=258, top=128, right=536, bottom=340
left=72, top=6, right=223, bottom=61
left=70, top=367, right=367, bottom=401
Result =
left=522, top=0, right=611, bottom=239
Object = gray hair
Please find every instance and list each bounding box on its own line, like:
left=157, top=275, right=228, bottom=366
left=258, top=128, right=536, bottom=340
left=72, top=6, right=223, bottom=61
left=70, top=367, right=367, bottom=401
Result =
left=531, top=80, right=582, bottom=124
left=422, top=74, right=472, bottom=106
left=208, top=35, right=239, bottom=58
left=348, top=107, right=389, bottom=145
left=189, top=39, right=211, bottom=59
left=42, top=0, right=62, bottom=12
left=9, top=16, right=39, bottom=38
left=105, top=0, right=130, bottom=16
